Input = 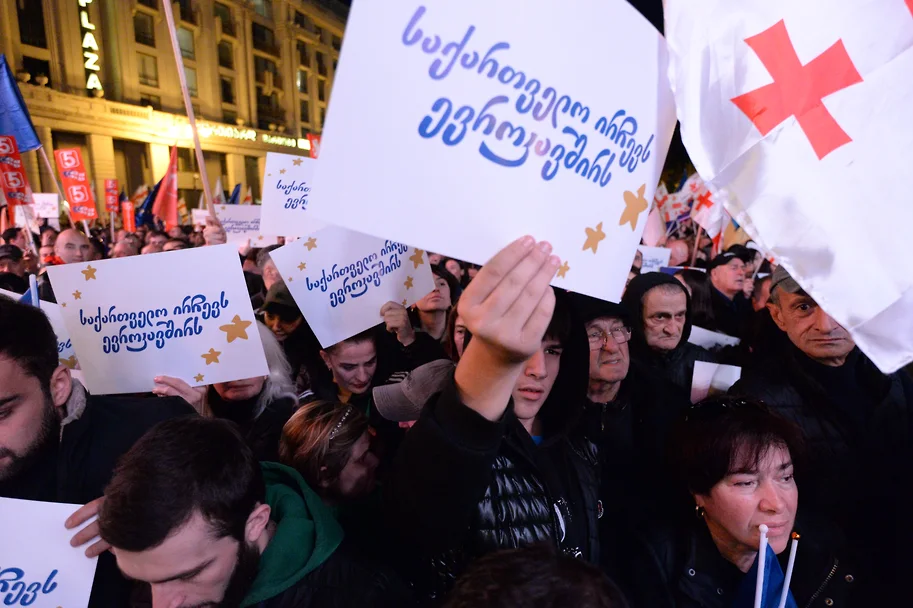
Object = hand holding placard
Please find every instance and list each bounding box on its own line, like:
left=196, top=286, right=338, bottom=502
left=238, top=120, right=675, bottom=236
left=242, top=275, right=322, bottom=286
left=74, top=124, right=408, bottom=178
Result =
left=381, top=301, right=417, bottom=347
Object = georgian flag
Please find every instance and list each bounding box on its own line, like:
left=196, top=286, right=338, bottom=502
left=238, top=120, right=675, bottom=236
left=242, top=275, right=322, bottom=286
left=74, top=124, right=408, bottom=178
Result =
left=665, top=0, right=913, bottom=372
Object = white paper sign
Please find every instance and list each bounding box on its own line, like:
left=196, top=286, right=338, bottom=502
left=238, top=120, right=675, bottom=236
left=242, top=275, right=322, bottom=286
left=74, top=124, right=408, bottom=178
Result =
left=259, top=153, right=325, bottom=238
left=690, top=361, right=742, bottom=404
left=637, top=246, right=672, bottom=274
left=307, top=1, right=677, bottom=303
left=688, top=326, right=741, bottom=350
left=269, top=225, right=435, bottom=347
left=191, top=205, right=278, bottom=245
left=31, top=193, right=59, bottom=219
left=46, top=245, right=268, bottom=394
left=0, top=498, right=99, bottom=607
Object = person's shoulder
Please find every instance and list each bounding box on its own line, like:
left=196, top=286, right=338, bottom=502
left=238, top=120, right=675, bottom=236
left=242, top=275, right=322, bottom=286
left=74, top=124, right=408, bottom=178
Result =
left=83, top=393, right=197, bottom=432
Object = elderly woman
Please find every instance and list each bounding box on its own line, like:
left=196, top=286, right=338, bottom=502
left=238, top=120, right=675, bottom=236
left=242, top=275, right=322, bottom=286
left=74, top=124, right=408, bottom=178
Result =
left=628, top=396, right=859, bottom=607
left=152, top=322, right=298, bottom=461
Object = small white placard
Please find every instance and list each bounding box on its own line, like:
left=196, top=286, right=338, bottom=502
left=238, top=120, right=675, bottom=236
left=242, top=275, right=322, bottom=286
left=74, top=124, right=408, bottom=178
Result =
left=31, top=193, right=60, bottom=219
left=191, top=205, right=278, bottom=245
left=688, top=325, right=741, bottom=350
left=690, top=361, right=742, bottom=404
left=637, top=246, right=672, bottom=274
left=259, top=153, right=325, bottom=238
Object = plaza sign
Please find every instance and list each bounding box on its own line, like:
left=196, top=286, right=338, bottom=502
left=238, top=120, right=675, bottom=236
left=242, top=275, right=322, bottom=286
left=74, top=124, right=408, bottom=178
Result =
left=78, top=0, right=103, bottom=93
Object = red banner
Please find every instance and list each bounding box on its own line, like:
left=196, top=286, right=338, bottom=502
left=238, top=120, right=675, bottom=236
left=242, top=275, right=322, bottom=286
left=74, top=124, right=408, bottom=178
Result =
left=54, top=148, right=98, bottom=221
left=121, top=200, right=135, bottom=232
left=0, top=135, right=33, bottom=209
left=104, top=178, right=119, bottom=213
left=307, top=133, right=321, bottom=159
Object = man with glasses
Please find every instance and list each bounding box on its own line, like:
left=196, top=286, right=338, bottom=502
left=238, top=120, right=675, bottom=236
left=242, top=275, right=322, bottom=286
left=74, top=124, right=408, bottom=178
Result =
left=621, top=273, right=717, bottom=397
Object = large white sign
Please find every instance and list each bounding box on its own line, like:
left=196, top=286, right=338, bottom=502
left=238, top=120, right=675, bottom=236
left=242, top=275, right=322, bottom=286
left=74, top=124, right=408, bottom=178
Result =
left=307, top=0, right=677, bottom=303
left=259, top=153, right=325, bottom=238
left=46, top=245, right=268, bottom=394
left=0, top=498, right=99, bottom=607
left=269, top=225, right=435, bottom=347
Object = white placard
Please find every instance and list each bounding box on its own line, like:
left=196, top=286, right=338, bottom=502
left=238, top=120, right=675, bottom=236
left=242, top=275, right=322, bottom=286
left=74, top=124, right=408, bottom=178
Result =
left=307, top=1, right=677, bottom=304
left=191, top=205, right=278, bottom=245
left=690, top=361, right=742, bottom=404
left=259, top=153, right=325, bottom=238
left=269, top=225, right=435, bottom=347
left=31, top=193, right=59, bottom=219
left=46, top=245, right=268, bottom=394
left=637, top=246, right=672, bottom=274
left=688, top=326, right=741, bottom=350
left=0, top=498, right=99, bottom=607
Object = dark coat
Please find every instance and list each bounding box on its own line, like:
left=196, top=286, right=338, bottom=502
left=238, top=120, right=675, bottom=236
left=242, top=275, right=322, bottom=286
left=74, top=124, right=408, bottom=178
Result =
left=709, top=287, right=753, bottom=339
left=622, top=272, right=718, bottom=397
left=207, top=387, right=297, bottom=462
left=627, top=519, right=859, bottom=608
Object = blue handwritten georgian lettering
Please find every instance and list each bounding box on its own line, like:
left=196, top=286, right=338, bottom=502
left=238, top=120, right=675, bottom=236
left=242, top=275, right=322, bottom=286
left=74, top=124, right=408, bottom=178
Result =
left=328, top=254, right=403, bottom=308
left=172, top=292, right=229, bottom=320
left=101, top=316, right=203, bottom=354
left=80, top=305, right=169, bottom=333
left=0, top=568, right=58, bottom=606
left=593, top=110, right=654, bottom=173
left=304, top=254, right=381, bottom=293
left=57, top=338, right=72, bottom=354
left=276, top=179, right=310, bottom=210
left=380, top=241, right=408, bottom=257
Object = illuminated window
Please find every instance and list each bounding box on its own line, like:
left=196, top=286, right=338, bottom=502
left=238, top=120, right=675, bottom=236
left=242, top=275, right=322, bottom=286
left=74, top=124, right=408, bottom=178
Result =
left=297, top=70, right=309, bottom=94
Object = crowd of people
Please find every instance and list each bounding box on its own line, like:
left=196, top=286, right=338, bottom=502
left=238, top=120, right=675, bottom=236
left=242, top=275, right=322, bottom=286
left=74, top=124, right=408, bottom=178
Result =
left=1, top=217, right=912, bottom=608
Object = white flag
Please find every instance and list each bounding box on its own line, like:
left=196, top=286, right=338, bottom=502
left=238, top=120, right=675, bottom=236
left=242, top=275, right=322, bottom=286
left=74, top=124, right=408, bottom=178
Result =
left=666, top=0, right=913, bottom=372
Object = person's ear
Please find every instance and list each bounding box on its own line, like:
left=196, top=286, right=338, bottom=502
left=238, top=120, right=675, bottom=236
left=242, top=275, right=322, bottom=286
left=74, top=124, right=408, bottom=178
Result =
left=244, top=502, right=272, bottom=544
left=319, top=350, right=331, bottom=370
left=49, top=365, right=72, bottom=413
left=767, top=299, right=788, bottom=332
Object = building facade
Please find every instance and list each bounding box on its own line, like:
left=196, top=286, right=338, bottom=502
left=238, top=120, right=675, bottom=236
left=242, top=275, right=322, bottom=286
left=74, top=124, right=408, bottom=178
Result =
left=0, top=0, right=347, bottom=215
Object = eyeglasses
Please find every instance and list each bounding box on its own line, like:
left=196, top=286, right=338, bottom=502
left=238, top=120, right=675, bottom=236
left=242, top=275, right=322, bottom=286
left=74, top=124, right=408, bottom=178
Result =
left=586, top=326, right=632, bottom=350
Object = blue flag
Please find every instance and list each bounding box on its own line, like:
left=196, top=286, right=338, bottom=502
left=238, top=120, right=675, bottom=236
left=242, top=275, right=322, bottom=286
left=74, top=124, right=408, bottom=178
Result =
left=136, top=179, right=162, bottom=228
left=226, top=184, right=241, bottom=205
left=0, top=54, right=41, bottom=152
left=732, top=545, right=798, bottom=608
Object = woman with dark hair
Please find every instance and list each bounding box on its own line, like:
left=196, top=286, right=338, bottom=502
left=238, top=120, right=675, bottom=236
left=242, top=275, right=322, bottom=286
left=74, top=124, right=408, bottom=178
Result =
left=443, top=257, right=470, bottom=288
left=409, top=264, right=461, bottom=343
left=675, top=269, right=717, bottom=331
left=628, top=396, right=859, bottom=607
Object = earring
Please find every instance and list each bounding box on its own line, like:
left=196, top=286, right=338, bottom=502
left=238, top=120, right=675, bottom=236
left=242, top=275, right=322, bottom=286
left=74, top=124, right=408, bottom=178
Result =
left=695, top=505, right=705, bottom=519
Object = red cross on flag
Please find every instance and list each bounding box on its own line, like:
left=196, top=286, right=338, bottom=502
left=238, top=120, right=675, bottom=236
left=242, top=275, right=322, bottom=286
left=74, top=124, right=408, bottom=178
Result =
left=666, top=0, right=913, bottom=373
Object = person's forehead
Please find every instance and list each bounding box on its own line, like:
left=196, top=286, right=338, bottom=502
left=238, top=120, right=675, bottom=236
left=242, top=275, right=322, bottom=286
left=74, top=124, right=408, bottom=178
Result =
left=336, top=341, right=376, bottom=361
left=0, top=355, right=40, bottom=393
left=586, top=316, right=625, bottom=328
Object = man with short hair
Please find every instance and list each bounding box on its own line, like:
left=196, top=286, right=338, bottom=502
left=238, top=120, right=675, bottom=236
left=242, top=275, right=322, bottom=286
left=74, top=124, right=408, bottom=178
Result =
left=707, top=249, right=753, bottom=338
left=140, top=243, right=161, bottom=255
left=99, top=416, right=410, bottom=607
left=110, top=240, right=138, bottom=258
left=54, top=228, right=92, bottom=264
left=0, top=244, right=25, bottom=277
left=162, top=238, right=189, bottom=252
left=145, top=229, right=168, bottom=250
left=621, top=272, right=716, bottom=395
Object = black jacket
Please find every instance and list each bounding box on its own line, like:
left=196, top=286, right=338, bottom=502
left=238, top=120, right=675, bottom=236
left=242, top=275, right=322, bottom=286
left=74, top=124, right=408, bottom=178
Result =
left=622, top=273, right=718, bottom=397
left=710, top=287, right=752, bottom=339
left=207, top=387, right=296, bottom=462
left=628, top=519, right=858, bottom=608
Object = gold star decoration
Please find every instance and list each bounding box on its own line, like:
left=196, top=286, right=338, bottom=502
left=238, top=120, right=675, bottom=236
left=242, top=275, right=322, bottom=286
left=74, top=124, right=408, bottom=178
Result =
left=402, top=299, right=408, bottom=307
left=619, top=184, right=648, bottom=231
left=257, top=235, right=264, bottom=241
left=297, top=262, right=307, bottom=271
left=59, top=355, right=78, bottom=370
left=279, top=168, right=287, bottom=175
left=219, top=315, right=253, bottom=343
left=409, top=249, right=425, bottom=269
left=404, top=276, right=414, bottom=290
left=194, top=373, right=205, bottom=383
left=304, top=237, right=318, bottom=251
left=292, top=158, right=303, bottom=166
left=81, top=265, right=97, bottom=281
left=201, top=348, right=222, bottom=365
left=557, top=261, right=570, bottom=278
left=288, top=276, right=294, bottom=282
left=267, top=173, right=272, bottom=177
left=221, top=206, right=227, bottom=212
left=582, top=222, right=606, bottom=254
left=72, top=290, right=82, bottom=300
left=61, top=302, right=67, bottom=308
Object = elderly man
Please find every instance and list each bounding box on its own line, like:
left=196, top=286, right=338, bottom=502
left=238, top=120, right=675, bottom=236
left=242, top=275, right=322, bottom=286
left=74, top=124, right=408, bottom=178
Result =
left=707, top=249, right=753, bottom=338
left=621, top=273, right=716, bottom=396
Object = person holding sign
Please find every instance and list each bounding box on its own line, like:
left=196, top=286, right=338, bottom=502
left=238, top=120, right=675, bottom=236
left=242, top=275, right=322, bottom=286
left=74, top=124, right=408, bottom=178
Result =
left=383, top=238, right=603, bottom=600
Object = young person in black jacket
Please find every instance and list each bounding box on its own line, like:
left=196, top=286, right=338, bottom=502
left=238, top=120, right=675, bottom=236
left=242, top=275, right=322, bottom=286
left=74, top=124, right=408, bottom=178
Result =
left=384, top=237, right=602, bottom=602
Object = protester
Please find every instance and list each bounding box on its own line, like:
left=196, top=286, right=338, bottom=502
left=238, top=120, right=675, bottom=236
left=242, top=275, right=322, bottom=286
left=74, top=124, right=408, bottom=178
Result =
left=145, top=229, right=168, bottom=250
left=53, top=228, right=91, bottom=264
left=666, top=238, right=691, bottom=267
left=445, top=545, right=629, bottom=608
left=250, top=244, right=282, bottom=309
left=162, top=238, right=189, bottom=251
left=443, top=257, right=469, bottom=287
left=707, top=250, right=754, bottom=338
left=98, top=417, right=412, bottom=607
left=0, top=295, right=195, bottom=606
left=260, top=282, right=322, bottom=397
left=408, top=264, right=460, bottom=343
left=1, top=226, right=28, bottom=249
left=0, top=244, right=25, bottom=277
left=152, top=323, right=298, bottom=461
left=428, top=252, right=443, bottom=266
left=628, top=396, right=858, bottom=608
left=140, top=242, right=161, bottom=255
left=110, top=240, right=138, bottom=258
left=751, top=274, right=772, bottom=312
left=40, top=226, right=58, bottom=248
left=0, top=271, right=27, bottom=294
left=621, top=273, right=716, bottom=396
left=674, top=269, right=717, bottom=331
left=385, top=238, right=601, bottom=601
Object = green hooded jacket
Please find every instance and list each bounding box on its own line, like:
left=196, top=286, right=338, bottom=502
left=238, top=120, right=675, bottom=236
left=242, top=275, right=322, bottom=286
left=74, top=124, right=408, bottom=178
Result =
left=241, top=462, right=344, bottom=607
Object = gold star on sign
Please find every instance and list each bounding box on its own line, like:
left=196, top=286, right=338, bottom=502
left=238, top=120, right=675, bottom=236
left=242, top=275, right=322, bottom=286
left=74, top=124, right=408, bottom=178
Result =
left=402, top=299, right=408, bottom=307
left=292, top=158, right=303, bottom=166
left=409, top=249, right=425, bottom=269
left=583, top=222, right=606, bottom=254
left=288, top=276, right=293, bottom=282
left=194, top=373, right=205, bottom=383
left=61, top=302, right=67, bottom=308
left=81, top=265, right=97, bottom=281
left=279, top=168, right=287, bottom=175
left=221, top=206, right=227, bottom=212
left=297, top=262, right=307, bottom=271
left=257, top=235, right=264, bottom=241
left=618, top=184, right=648, bottom=231
left=219, top=315, right=253, bottom=343
left=59, top=355, right=78, bottom=369
left=404, top=276, right=414, bottom=290
left=304, top=237, right=318, bottom=251
left=72, top=290, right=82, bottom=300
left=557, top=261, right=570, bottom=278
left=201, top=348, right=222, bottom=365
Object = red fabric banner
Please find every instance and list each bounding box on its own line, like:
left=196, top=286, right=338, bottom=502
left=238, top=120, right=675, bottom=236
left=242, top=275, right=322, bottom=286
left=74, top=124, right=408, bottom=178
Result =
left=151, top=146, right=179, bottom=230
left=307, top=133, right=321, bottom=159
left=0, top=135, right=33, bottom=209
left=121, top=200, right=135, bottom=232
left=54, top=148, right=98, bottom=221
left=104, top=178, right=119, bottom=213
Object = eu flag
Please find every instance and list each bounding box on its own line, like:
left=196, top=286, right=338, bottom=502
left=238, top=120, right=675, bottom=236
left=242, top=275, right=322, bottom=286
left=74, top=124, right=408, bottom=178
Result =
left=226, top=184, right=241, bottom=205
left=136, top=178, right=162, bottom=228
left=732, top=545, right=798, bottom=608
left=0, top=54, right=41, bottom=152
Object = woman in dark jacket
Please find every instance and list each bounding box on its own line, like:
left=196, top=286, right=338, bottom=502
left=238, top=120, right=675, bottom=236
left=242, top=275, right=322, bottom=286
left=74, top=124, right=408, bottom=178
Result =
left=384, top=288, right=601, bottom=602
left=627, top=396, right=859, bottom=608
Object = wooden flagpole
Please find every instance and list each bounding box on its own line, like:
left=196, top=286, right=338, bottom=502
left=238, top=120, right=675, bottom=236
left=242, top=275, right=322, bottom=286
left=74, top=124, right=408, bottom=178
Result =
left=690, top=226, right=704, bottom=266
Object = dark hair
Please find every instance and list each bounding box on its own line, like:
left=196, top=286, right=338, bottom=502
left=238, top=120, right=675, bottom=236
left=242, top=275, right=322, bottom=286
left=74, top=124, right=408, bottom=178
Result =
left=147, top=229, right=167, bottom=241
left=0, top=273, right=27, bottom=294
left=99, top=417, right=265, bottom=552
left=88, top=237, right=106, bottom=260
left=444, top=544, right=629, bottom=608
left=668, top=396, right=805, bottom=499
left=675, top=269, right=716, bottom=330
left=0, top=295, right=59, bottom=396
left=545, top=287, right=573, bottom=346
left=1, top=227, right=22, bottom=243
left=325, top=327, right=376, bottom=355
left=165, top=238, right=189, bottom=250
left=431, top=264, right=462, bottom=306
left=752, top=275, right=772, bottom=304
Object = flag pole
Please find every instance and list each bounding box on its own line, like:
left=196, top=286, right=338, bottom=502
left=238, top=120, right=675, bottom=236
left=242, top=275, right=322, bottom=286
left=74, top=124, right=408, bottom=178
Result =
left=161, top=0, right=221, bottom=228
left=690, top=226, right=704, bottom=266
left=754, top=524, right=769, bottom=608
left=777, top=533, right=800, bottom=608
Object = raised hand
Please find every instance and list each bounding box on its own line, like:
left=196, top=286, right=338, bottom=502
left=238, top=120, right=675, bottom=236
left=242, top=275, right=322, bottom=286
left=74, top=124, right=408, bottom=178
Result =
left=381, top=301, right=417, bottom=347
left=65, top=497, right=110, bottom=558
left=203, top=216, right=226, bottom=246
left=153, top=375, right=206, bottom=412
